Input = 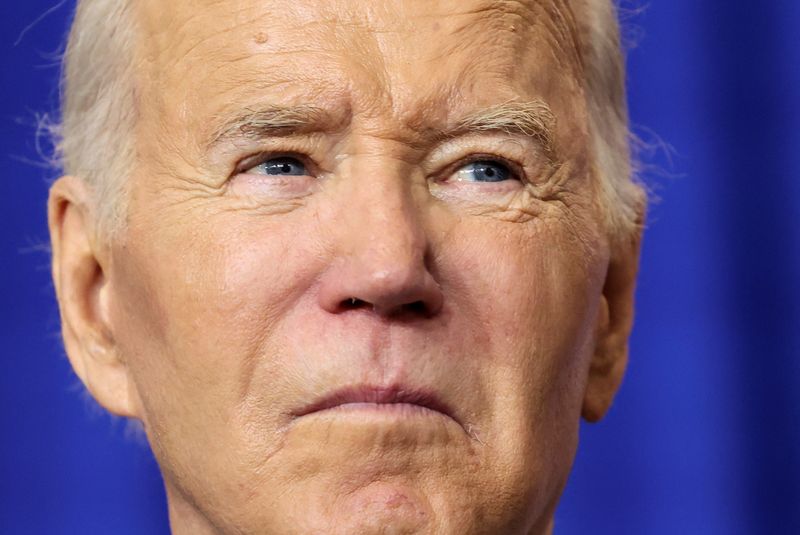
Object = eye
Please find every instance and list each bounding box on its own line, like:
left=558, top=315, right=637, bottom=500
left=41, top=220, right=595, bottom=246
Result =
left=453, top=160, right=515, bottom=183
left=246, top=156, right=307, bottom=176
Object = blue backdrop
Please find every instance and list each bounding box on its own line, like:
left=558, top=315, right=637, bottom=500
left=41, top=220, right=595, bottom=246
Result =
left=1, top=1, right=798, bottom=533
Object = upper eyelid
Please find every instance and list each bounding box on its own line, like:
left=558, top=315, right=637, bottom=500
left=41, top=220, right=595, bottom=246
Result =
left=222, top=134, right=328, bottom=175
left=426, top=134, right=541, bottom=173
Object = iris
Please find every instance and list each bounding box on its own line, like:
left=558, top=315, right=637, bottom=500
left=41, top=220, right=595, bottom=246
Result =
left=259, top=157, right=306, bottom=176
left=456, top=160, right=512, bottom=182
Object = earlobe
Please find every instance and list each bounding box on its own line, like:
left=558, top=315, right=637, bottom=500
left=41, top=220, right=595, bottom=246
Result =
left=582, top=225, right=643, bottom=423
left=48, top=176, right=141, bottom=419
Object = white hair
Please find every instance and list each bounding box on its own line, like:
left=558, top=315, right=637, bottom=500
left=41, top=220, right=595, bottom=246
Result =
left=55, top=0, right=643, bottom=241
left=575, top=0, right=646, bottom=243
left=57, top=0, right=138, bottom=237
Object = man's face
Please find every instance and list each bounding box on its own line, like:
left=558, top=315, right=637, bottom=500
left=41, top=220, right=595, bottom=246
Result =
left=66, top=0, right=630, bottom=533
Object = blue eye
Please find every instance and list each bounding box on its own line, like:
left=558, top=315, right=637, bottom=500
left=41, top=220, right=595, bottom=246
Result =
left=255, top=156, right=307, bottom=176
left=455, top=160, right=513, bottom=182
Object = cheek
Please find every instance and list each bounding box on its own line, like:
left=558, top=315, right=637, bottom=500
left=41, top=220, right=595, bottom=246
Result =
left=444, top=217, right=601, bottom=353
left=108, top=210, right=333, bottom=508
left=443, top=215, right=604, bottom=430
left=428, top=214, right=606, bottom=521
left=110, top=211, right=324, bottom=424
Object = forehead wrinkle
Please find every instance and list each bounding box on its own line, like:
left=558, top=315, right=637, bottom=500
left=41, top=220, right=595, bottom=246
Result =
left=137, top=1, right=249, bottom=62
left=540, top=0, right=585, bottom=71
left=438, top=0, right=583, bottom=79
left=137, top=0, right=586, bottom=163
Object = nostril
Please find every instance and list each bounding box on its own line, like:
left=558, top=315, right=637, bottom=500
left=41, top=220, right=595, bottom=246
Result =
left=406, top=300, right=428, bottom=315
left=341, top=297, right=368, bottom=310
left=337, top=297, right=431, bottom=316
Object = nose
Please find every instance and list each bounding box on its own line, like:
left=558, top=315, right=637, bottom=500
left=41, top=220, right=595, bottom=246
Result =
left=317, top=173, right=443, bottom=319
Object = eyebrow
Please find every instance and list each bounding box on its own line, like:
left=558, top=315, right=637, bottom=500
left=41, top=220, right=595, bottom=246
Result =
left=208, top=104, right=337, bottom=149
left=443, top=100, right=557, bottom=157
left=208, top=99, right=557, bottom=156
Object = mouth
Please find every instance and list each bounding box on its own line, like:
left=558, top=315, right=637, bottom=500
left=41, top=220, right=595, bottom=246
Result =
left=292, top=384, right=459, bottom=425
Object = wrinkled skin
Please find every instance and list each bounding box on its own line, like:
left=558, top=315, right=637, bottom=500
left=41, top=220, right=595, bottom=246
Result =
left=49, top=0, right=641, bottom=534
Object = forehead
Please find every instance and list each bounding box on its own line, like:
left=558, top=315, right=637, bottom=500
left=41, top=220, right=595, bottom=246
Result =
left=136, top=0, right=585, bottom=140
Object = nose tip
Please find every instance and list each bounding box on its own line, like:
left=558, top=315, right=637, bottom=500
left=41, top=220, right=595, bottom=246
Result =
left=320, top=261, right=444, bottom=319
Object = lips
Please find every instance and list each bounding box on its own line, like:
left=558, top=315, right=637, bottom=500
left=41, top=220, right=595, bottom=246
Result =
left=293, top=384, right=458, bottom=424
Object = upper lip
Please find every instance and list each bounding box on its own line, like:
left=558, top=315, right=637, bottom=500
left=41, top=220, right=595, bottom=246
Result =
left=292, top=384, right=458, bottom=423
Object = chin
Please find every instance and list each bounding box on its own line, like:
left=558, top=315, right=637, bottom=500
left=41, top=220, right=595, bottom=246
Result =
left=300, top=481, right=434, bottom=535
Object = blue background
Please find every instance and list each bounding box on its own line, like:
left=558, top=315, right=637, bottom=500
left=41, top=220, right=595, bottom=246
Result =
left=1, top=1, right=798, bottom=533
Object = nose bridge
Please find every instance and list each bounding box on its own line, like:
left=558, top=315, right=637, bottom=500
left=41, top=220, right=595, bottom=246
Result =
left=349, top=162, right=426, bottom=268
left=318, top=149, right=443, bottom=317
left=343, top=157, right=424, bottom=266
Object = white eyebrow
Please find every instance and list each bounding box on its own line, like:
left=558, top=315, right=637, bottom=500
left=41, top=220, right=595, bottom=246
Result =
left=447, top=100, right=557, bottom=157
left=207, top=100, right=557, bottom=157
left=208, top=104, right=337, bottom=149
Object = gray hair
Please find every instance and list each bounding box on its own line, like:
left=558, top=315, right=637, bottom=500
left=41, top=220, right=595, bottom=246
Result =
left=576, top=0, right=645, bottom=242
left=57, top=0, right=138, bottom=237
left=55, top=0, right=643, bottom=241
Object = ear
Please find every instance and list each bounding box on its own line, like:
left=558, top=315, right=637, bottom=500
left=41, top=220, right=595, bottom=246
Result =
left=582, top=221, right=644, bottom=422
left=48, top=176, right=141, bottom=419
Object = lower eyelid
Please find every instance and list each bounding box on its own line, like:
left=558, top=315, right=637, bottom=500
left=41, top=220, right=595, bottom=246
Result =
left=228, top=171, right=319, bottom=198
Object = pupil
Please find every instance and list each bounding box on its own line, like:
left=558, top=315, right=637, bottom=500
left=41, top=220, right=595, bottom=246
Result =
left=484, top=167, right=496, bottom=177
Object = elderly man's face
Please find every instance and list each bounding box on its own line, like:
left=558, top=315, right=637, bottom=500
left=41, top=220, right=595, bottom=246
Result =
left=50, top=0, right=640, bottom=533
